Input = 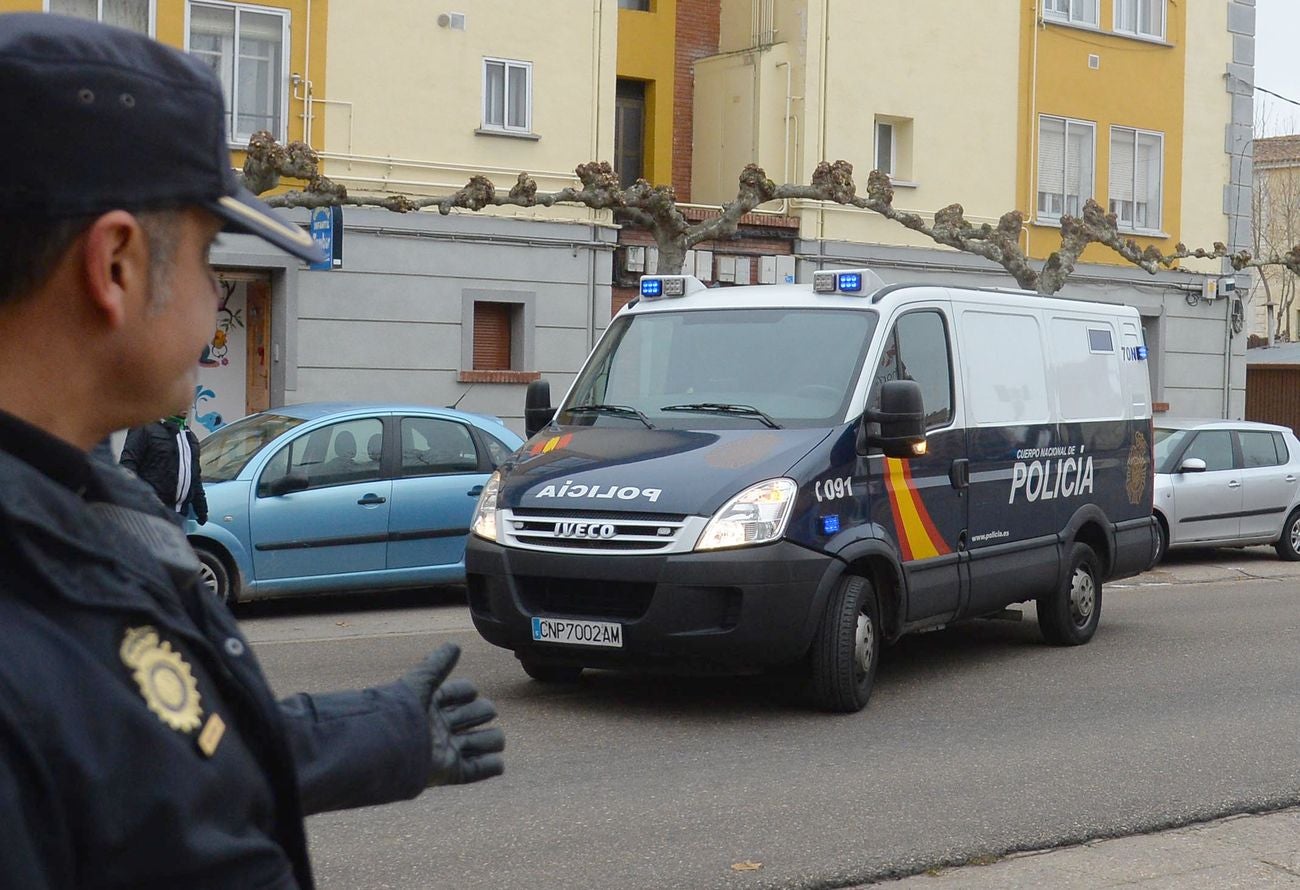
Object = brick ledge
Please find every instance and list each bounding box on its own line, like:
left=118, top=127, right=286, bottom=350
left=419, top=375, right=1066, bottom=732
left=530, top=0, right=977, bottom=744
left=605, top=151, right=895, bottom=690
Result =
left=458, top=370, right=541, bottom=384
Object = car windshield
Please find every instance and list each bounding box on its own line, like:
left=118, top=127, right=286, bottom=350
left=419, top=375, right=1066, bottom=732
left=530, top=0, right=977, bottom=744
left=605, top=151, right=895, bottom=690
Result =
left=1153, top=427, right=1196, bottom=473
left=199, top=412, right=307, bottom=482
left=558, top=308, right=878, bottom=430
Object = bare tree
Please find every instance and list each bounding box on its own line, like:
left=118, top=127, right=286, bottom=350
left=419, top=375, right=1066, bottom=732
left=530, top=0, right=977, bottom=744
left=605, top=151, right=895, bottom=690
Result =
left=1253, top=143, right=1300, bottom=342
left=242, top=132, right=1298, bottom=297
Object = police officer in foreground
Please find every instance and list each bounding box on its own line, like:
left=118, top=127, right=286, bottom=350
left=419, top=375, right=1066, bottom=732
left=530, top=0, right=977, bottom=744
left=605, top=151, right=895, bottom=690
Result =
left=0, top=13, right=503, bottom=889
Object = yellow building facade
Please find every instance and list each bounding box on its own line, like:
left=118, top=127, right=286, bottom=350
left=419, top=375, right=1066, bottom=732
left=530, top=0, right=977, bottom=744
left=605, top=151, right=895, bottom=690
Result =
left=1, top=0, right=330, bottom=182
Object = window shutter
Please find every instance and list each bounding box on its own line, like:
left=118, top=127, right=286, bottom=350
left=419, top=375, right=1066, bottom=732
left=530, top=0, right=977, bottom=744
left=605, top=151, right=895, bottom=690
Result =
left=1038, top=118, right=1065, bottom=195
left=1137, top=132, right=1161, bottom=226
left=875, top=123, right=894, bottom=175
left=507, top=65, right=528, bottom=129
left=1065, top=122, right=1093, bottom=203
left=1116, top=0, right=1136, bottom=30
left=484, top=62, right=505, bottom=127
left=1110, top=128, right=1135, bottom=202
left=473, top=303, right=512, bottom=370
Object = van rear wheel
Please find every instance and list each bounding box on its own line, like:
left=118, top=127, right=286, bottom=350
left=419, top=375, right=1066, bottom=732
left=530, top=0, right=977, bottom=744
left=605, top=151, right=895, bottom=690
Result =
left=1038, top=543, right=1101, bottom=645
left=809, top=574, right=880, bottom=713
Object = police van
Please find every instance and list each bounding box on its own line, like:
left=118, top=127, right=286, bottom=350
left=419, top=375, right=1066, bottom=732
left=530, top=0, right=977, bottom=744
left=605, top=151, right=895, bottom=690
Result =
left=465, top=270, right=1156, bottom=712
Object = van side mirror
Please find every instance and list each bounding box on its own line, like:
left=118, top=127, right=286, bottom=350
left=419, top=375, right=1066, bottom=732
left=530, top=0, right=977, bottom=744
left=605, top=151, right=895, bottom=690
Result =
left=861, top=379, right=927, bottom=458
left=524, top=379, right=554, bottom=438
left=1178, top=457, right=1207, bottom=473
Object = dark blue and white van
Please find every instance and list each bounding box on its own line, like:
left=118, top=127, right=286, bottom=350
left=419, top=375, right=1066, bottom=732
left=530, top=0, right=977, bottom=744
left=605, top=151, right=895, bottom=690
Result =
left=465, top=270, right=1157, bottom=711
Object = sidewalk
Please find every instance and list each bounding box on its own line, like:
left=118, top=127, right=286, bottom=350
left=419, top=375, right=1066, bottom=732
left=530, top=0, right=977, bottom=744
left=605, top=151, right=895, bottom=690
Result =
left=873, top=807, right=1300, bottom=888
left=867, top=548, right=1300, bottom=888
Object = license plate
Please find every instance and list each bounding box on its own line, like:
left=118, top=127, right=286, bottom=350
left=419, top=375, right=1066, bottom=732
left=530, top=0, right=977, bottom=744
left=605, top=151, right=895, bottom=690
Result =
left=531, top=617, right=623, bottom=648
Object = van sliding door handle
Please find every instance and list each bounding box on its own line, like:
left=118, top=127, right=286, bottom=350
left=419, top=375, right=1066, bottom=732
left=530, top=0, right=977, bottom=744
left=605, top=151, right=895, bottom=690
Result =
left=949, top=458, right=970, bottom=490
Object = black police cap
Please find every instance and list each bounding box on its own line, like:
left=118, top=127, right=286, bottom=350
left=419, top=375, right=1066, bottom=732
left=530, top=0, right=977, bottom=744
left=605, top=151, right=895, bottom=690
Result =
left=0, top=13, right=323, bottom=264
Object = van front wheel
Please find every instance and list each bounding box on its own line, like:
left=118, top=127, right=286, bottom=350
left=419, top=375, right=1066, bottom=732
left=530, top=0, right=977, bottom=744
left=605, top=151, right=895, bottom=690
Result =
left=809, top=574, right=880, bottom=713
left=1038, top=543, right=1101, bottom=645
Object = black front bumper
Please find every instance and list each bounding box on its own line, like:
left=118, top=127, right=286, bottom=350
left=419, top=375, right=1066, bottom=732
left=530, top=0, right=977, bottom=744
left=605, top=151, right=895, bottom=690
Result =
left=465, top=536, right=838, bottom=671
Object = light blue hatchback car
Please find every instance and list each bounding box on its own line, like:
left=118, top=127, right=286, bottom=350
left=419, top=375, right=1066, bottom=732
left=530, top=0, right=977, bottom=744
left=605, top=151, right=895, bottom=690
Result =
left=188, top=402, right=523, bottom=604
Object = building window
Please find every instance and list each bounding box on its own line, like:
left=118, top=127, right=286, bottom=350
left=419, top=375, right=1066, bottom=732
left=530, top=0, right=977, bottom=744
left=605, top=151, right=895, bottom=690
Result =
left=873, top=116, right=913, bottom=181
left=875, top=122, right=894, bottom=177
left=1037, top=115, right=1095, bottom=221
left=483, top=58, right=532, bottom=133
left=473, top=302, right=515, bottom=371
left=1114, top=0, right=1165, bottom=40
left=1043, top=0, right=1098, bottom=27
left=618, top=0, right=650, bottom=9
left=47, top=0, right=152, bottom=33
left=1108, top=127, right=1162, bottom=231
left=615, top=79, right=647, bottom=188
left=188, top=2, right=288, bottom=144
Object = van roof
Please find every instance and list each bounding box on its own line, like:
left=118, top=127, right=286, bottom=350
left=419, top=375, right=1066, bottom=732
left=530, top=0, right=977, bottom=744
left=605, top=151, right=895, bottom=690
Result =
left=626, top=274, right=1139, bottom=318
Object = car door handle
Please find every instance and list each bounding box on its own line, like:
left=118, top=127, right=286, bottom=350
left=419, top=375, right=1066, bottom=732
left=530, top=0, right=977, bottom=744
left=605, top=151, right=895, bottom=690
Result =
left=1226, top=481, right=1241, bottom=489
left=467, top=485, right=484, bottom=497
left=357, top=494, right=387, bottom=505
left=1287, top=475, right=1297, bottom=483
left=949, top=459, right=970, bottom=490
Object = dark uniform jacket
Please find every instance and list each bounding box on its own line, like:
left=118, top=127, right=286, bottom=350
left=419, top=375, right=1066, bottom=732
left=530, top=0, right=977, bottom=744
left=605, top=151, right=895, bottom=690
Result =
left=120, top=418, right=209, bottom=523
left=0, top=411, right=434, bottom=889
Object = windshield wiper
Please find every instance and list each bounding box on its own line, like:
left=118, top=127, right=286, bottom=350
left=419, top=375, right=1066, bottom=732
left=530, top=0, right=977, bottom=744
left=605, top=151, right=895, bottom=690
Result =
left=566, top=403, right=655, bottom=429
left=660, top=403, right=782, bottom=429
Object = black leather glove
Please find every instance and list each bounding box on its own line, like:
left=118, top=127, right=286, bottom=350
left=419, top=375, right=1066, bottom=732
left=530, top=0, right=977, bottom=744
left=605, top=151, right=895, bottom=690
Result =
left=400, top=643, right=505, bottom=786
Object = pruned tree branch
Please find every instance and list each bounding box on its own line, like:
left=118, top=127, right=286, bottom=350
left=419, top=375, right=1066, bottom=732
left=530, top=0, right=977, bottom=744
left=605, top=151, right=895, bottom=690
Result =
left=242, top=131, right=1282, bottom=298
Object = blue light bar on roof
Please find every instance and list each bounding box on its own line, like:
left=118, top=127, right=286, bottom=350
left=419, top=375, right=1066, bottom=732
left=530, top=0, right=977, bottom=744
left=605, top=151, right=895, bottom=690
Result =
left=838, top=272, right=862, bottom=293
left=641, top=278, right=663, bottom=298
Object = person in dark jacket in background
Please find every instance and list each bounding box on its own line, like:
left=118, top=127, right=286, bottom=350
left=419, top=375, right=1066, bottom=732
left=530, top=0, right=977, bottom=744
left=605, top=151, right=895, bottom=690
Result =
left=120, top=411, right=209, bottom=526
left=0, top=15, right=503, bottom=889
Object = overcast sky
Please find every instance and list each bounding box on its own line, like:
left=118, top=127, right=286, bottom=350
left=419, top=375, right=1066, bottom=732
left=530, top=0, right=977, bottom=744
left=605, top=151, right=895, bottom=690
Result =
left=1255, top=0, right=1300, bottom=136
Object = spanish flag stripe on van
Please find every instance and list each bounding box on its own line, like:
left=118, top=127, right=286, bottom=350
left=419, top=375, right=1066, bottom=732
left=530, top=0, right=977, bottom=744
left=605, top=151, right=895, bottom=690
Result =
left=884, top=458, right=952, bottom=561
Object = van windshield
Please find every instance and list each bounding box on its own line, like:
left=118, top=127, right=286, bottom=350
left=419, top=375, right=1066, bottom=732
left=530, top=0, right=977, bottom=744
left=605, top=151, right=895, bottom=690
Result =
left=559, top=308, right=877, bottom=430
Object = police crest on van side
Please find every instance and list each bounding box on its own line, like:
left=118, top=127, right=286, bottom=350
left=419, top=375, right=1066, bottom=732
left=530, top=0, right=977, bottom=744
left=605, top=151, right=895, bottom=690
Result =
left=1126, top=430, right=1151, bottom=506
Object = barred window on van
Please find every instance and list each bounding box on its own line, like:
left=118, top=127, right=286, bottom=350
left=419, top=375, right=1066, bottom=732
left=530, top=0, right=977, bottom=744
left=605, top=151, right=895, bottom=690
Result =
left=1087, top=328, right=1114, bottom=353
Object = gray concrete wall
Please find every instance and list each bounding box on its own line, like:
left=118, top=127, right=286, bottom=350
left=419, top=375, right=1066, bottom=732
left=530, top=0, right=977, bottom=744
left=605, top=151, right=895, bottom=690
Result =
left=213, top=208, right=616, bottom=435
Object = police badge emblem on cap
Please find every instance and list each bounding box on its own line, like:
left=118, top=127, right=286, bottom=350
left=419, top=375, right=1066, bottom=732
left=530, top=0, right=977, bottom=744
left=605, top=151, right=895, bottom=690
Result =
left=120, top=626, right=203, bottom=733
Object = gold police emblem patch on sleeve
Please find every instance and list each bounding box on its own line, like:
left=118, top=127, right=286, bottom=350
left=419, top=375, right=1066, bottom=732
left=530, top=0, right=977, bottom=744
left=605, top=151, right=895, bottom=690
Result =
left=120, top=626, right=203, bottom=733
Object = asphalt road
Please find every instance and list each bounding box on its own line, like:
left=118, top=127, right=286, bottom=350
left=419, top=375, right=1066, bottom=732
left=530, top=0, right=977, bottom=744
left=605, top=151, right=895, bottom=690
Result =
left=239, top=550, right=1300, bottom=890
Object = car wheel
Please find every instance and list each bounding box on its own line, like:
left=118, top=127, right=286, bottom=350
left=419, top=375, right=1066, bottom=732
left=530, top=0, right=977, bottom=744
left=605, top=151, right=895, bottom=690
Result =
left=195, top=546, right=235, bottom=606
left=1152, top=517, right=1169, bottom=566
left=1275, top=507, right=1300, bottom=561
left=519, top=657, right=583, bottom=683
left=1038, top=543, right=1101, bottom=646
left=809, top=574, right=880, bottom=713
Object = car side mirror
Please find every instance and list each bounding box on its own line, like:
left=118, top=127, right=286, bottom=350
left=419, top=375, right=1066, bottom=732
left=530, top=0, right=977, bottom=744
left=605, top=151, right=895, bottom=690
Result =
left=861, top=379, right=928, bottom=458
left=1178, top=457, right=1208, bottom=474
left=266, top=471, right=310, bottom=497
left=525, top=379, right=554, bottom=438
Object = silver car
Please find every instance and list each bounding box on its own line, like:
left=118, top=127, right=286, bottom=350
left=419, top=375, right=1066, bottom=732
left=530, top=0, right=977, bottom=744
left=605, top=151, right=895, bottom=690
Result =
left=1153, top=419, right=1300, bottom=562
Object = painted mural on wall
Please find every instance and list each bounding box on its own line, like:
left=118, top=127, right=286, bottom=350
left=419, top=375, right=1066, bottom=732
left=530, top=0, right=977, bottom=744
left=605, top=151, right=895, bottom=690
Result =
left=192, top=279, right=247, bottom=441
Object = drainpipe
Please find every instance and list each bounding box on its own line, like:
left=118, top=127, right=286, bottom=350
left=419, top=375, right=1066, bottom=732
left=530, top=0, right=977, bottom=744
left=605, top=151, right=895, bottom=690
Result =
left=817, top=0, right=830, bottom=242
left=303, top=0, right=312, bottom=145
left=1223, top=290, right=1232, bottom=417
left=776, top=60, right=792, bottom=214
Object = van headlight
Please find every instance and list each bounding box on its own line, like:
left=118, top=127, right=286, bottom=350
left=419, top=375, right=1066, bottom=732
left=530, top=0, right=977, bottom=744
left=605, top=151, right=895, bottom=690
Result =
left=471, top=471, right=503, bottom=542
left=695, top=478, right=797, bottom=551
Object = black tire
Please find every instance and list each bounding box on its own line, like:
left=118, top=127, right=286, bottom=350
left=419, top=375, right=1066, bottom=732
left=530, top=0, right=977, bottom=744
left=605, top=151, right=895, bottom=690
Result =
left=809, top=574, right=880, bottom=713
left=194, top=546, right=235, bottom=606
left=1275, top=507, right=1300, bottom=561
left=519, top=657, right=583, bottom=683
left=1152, top=517, right=1169, bottom=566
left=1038, top=543, right=1101, bottom=646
